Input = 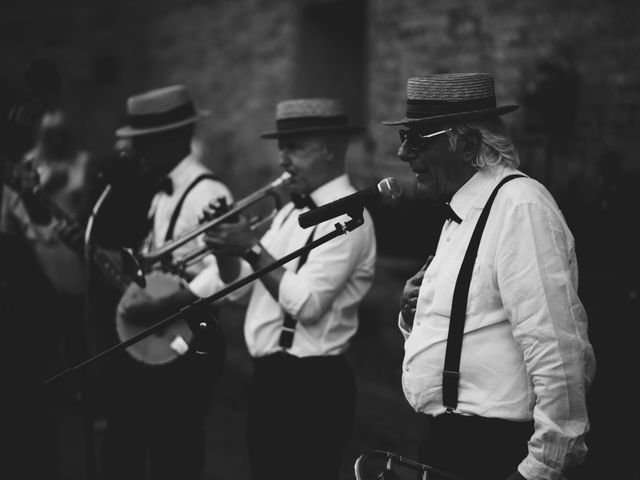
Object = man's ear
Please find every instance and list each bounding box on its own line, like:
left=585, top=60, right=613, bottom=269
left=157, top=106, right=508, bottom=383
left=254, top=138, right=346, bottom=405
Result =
left=322, top=139, right=337, bottom=162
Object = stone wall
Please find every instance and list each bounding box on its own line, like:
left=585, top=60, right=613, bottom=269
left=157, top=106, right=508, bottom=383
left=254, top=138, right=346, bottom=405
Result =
left=2, top=0, right=639, bottom=257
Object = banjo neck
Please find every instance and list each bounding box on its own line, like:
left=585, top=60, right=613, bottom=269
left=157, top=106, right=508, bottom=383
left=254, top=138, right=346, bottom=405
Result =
left=9, top=172, right=132, bottom=293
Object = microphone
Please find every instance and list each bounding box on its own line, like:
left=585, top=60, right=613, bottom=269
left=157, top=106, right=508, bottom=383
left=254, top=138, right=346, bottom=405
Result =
left=298, top=177, right=403, bottom=229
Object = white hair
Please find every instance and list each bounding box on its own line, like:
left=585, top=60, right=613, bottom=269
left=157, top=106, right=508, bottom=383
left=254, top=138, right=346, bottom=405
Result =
left=449, top=117, right=520, bottom=169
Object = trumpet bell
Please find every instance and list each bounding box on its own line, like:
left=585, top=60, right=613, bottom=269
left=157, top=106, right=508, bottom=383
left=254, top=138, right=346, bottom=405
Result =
left=125, top=171, right=293, bottom=282
left=121, top=247, right=146, bottom=288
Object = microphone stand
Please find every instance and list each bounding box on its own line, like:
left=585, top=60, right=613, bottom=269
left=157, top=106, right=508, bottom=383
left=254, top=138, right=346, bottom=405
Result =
left=44, top=213, right=366, bottom=386
left=354, top=449, right=465, bottom=480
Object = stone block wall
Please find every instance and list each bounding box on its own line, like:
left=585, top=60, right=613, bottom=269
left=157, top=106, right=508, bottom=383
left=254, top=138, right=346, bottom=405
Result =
left=2, top=0, right=638, bottom=247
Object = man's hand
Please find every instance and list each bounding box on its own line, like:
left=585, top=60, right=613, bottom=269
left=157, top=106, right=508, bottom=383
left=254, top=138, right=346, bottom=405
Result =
left=117, top=283, right=159, bottom=326
left=203, top=215, right=258, bottom=257
left=11, top=158, right=41, bottom=193
left=400, top=255, right=434, bottom=327
left=117, top=275, right=195, bottom=327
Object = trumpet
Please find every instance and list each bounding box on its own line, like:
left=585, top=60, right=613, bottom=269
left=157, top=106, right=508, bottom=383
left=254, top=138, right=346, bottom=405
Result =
left=122, top=171, right=292, bottom=285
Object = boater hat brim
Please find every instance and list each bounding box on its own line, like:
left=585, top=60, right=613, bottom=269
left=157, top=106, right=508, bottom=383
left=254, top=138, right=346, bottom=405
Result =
left=262, top=98, right=364, bottom=140
left=116, top=85, right=211, bottom=138
left=382, top=105, right=518, bottom=127
left=383, top=73, right=518, bottom=128
left=261, top=124, right=364, bottom=139
left=116, top=109, right=211, bottom=137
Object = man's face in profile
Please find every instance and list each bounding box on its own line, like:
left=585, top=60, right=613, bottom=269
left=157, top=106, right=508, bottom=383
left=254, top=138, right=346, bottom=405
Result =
left=277, top=134, right=331, bottom=195
left=397, top=127, right=462, bottom=201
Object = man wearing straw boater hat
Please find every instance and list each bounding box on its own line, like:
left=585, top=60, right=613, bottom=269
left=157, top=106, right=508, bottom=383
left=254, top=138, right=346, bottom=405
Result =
left=388, top=73, right=595, bottom=480
left=203, top=98, right=377, bottom=480
left=99, top=84, right=232, bottom=480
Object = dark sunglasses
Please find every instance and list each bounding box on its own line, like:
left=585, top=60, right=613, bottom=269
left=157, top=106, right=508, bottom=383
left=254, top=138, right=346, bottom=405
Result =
left=399, top=128, right=452, bottom=150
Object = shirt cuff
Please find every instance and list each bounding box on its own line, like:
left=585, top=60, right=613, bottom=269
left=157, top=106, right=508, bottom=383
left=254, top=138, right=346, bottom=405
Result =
left=398, top=312, right=412, bottom=339
left=278, top=269, right=311, bottom=318
left=219, top=260, right=255, bottom=303
left=520, top=454, right=563, bottom=480
left=188, top=266, right=223, bottom=298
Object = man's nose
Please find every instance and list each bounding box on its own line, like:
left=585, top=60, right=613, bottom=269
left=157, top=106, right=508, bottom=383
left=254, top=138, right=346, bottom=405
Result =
left=278, top=150, right=291, bottom=168
left=397, top=140, right=416, bottom=162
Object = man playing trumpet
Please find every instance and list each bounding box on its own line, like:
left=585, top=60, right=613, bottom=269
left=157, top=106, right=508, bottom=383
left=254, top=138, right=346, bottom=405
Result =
left=203, top=98, right=377, bottom=480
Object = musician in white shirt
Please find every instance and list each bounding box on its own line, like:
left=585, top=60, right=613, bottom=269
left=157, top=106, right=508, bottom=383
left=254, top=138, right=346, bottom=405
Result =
left=386, top=74, right=595, bottom=480
left=100, top=85, right=232, bottom=480
left=201, top=98, right=376, bottom=480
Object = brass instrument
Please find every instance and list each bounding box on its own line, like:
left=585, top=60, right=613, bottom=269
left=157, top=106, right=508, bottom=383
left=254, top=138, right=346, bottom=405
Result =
left=122, top=171, right=292, bottom=285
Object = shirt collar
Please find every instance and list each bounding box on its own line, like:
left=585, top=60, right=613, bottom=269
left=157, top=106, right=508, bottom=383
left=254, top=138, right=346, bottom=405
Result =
left=308, top=173, right=351, bottom=207
left=449, top=165, right=520, bottom=221
left=165, top=153, right=197, bottom=195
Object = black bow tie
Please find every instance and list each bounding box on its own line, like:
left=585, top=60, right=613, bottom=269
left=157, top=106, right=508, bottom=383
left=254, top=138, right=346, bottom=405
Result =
left=152, top=176, right=173, bottom=195
left=291, top=193, right=317, bottom=210
left=443, top=202, right=462, bottom=224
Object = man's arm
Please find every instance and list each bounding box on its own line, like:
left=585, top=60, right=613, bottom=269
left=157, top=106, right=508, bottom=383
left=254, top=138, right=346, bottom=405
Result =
left=497, top=201, right=594, bottom=480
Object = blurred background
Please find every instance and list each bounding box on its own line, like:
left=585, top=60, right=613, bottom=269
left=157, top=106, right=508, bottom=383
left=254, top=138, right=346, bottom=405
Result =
left=1, top=0, right=638, bottom=479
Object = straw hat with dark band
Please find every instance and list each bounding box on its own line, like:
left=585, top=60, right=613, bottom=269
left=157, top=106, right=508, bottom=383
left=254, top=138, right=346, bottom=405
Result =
left=261, top=98, right=364, bottom=139
left=383, top=73, right=518, bottom=128
left=116, top=85, right=210, bottom=137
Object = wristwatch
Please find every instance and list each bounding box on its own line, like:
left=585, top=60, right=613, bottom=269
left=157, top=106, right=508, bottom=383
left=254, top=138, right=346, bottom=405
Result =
left=242, top=242, right=263, bottom=266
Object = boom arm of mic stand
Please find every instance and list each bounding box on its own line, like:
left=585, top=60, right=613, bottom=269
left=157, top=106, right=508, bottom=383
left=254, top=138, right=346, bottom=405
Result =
left=44, top=215, right=365, bottom=386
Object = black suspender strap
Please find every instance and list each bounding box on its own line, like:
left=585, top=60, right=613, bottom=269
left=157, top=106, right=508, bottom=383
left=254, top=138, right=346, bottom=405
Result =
left=164, top=173, right=220, bottom=242
left=278, top=226, right=318, bottom=350
left=442, top=174, right=525, bottom=410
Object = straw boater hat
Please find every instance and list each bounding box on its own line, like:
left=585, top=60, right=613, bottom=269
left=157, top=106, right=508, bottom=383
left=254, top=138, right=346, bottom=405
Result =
left=261, top=98, right=364, bottom=139
left=383, top=73, right=518, bottom=129
left=116, top=84, right=210, bottom=137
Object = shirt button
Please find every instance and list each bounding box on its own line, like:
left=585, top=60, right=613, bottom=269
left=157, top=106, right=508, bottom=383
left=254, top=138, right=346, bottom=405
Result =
left=415, top=320, right=421, bottom=327
left=446, top=236, right=451, bottom=242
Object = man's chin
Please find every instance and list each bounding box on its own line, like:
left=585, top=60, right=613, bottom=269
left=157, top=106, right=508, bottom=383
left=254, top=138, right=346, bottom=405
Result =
left=415, top=182, right=436, bottom=200
left=415, top=180, right=449, bottom=202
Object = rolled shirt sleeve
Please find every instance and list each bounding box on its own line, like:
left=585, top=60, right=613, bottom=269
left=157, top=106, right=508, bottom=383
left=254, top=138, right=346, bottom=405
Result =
left=497, top=200, right=595, bottom=479
left=278, top=212, right=374, bottom=326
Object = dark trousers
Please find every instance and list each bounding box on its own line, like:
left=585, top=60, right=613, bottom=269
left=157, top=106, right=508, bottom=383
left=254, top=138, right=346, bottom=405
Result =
left=417, top=413, right=534, bottom=480
left=99, top=323, right=225, bottom=480
left=247, top=352, right=356, bottom=480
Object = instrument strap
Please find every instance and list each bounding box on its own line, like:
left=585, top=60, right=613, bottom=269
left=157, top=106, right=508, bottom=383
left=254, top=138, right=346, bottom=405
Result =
left=278, top=225, right=318, bottom=350
left=164, top=173, right=220, bottom=243
left=442, top=174, right=525, bottom=410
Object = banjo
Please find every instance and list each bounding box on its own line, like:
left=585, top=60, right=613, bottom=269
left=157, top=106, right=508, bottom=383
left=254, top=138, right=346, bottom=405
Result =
left=114, top=270, right=210, bottom=365
left=8, top=163, right=218, bottom=365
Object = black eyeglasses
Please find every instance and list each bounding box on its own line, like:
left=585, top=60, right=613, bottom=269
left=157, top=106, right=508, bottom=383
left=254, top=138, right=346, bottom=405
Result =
left=399, top=128, right=452, bottom=150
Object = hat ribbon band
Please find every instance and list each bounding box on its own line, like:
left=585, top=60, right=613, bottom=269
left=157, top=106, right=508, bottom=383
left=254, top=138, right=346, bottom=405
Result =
left=406, top=97, right=496, bottom=118
left=276, top=115, right=348, bottom=132
left=129, top=102, right=196, bottom=129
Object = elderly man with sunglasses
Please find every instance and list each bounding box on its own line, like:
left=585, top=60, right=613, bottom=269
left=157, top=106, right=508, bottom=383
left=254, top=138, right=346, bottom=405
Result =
left=387, top=73, right=595, bottom=480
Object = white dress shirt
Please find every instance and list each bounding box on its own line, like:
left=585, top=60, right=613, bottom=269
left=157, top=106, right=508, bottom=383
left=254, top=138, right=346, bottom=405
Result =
left=143, top=153, right=232, bottom=295
left=226, top=174, right=376, bottom=358
left=400, top=166, right=595, bottom=480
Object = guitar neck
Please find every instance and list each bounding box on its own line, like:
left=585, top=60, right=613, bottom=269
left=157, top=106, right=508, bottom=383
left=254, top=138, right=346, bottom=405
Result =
left=19, top=186, right=131, bottom=293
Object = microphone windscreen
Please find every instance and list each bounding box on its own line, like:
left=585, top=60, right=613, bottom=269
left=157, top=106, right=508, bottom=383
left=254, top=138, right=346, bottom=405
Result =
left=377, top=177, right=403, bottom=200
